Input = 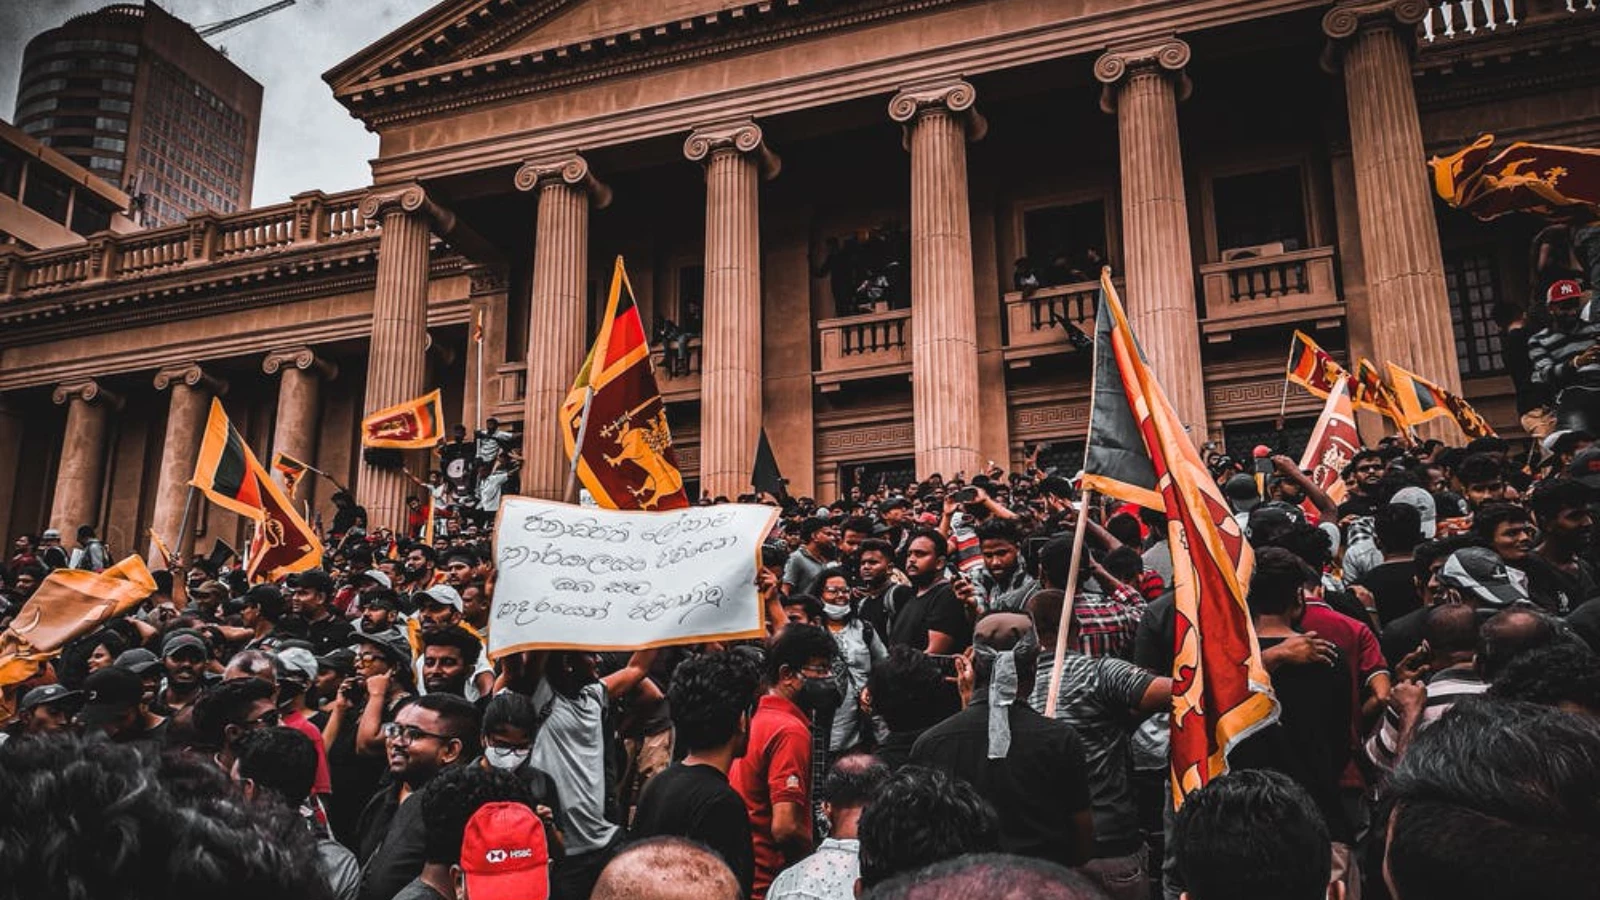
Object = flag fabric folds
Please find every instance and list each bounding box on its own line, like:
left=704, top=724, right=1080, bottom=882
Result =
left=362, top=389, right=446, bottom=450
left=246, top=468, right=324, bottom=583
left=272, top=451, right=310, bottom=499
left=561, top=257, right=689, bottom=511
left=1297, top=376, right=1359, bottom=507
left=191, top=399, right=267, bottom=519
left=0, top=555, right=156, bottom=699
left=1353, top=359, right=1410, bottom=432
left=1286, top=331, right=1350, bottom=400
left=752, top=429, right=785, bottom=499
left=1081, top=270, right=1278, bottom=807
left=148, top=528, right=174, bottom=570
left=1387, top=362, right=1498, bottom=438
left=1431, top=132, right=1600, bottom=223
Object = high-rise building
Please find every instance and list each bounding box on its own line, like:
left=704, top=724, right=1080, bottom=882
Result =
left=12, top=2, right=262, bottom=227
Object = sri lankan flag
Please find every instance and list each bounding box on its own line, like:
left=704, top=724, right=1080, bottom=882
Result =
left=1286, top=331, right=1350, bottom=400
left=1080, top=270, right=1278, bottom=808
left=1353, top=359, right=1410, bottom=433
left=271, top=451, right=309, bottom=499
left=1387, top=362, right=1497, bottom=439
left=191, top=399, right=268, bottom=519
left=246, top=465, right=324, bottom=583
left=561, top=257, right=688, bottom=511
left=1297, top=376, right=1360, bottom=508
left=362, top=389, right=445, bottom=450
left=1431, top=133, right=1600, bottom=223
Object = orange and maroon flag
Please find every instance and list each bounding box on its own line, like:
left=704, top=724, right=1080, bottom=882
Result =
left=1081, top=270, right=1278, bottom=808
left=1431, top=133, right=1600, bottom=223
left=1386, top=362, right=1497, bottom=439
left=1353, top=359, right=1410, bottom=433
left=271, top=451, right=310, bottom=499
left=362, top=390, right=445, bottom=450
left=1297, top=376, right=1360, bottom=508
left=246, top=464, right=324, bottom=583
left=561, top=257, right=688, bottom=511
left=1285, top=331, right=1350, bottom=401
left=191, top=399, right=267, bottom=520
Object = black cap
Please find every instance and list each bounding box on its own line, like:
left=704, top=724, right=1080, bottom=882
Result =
left=317, top=647, right=357, bottom=676
left=79, top=667, right=144, bottom=727
left=19, top=684, right=82, bottom=713
left=290, top=569, right=335, bottom=594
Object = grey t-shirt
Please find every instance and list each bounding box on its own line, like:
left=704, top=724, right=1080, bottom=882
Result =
left=531, top=679, right=619, bottom=854
left=782, top=548, right=829, bottom=597
left=1029, top=650, right=1157, bottom=851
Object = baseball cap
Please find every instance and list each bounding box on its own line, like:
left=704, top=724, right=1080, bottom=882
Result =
left=1390, top=487, right=1438, bottom=539
left=162, top=631, right=209, bottom=659
left=1437, top=547, right=1530, bottom=608
left=1223, top=473, right=1262, bottom=513
left=459, top=802, right=550, bottom=900
left=79, top=667, right=145, bottom=727
left=1547, top=278, right=1587, bottom=305
left=421, top=584, right=463, bottom=612
left=352, top=628, right=413, bottom=667
left=442, top=550, right=477, bottom=568
left=1569, top=447, right=1600, bottom=489
left=276, top=647, right=319, bottom=683
left=113, top=647, right=162, bottom=675
left=317, top=647, right=357, bottom=676
left=291, top=569, right=335, bottom=594
left=1245, top=501, right=1306, bottom=543
left=359, top=569, right=393, bottom=590
left=41, top=528, right=61, bottom=540
left=19, top=683, right=82, bottom=713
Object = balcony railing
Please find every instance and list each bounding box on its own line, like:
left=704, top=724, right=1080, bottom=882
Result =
left=1002, top=278, right=1111, bottom=368
left=1199, top=246, right=1343, bottom=342
left=816, top=307, right=912, bottom=390
left=492, top=361, right=527, bottom=421
left=650, top=336, right=702, bottom=402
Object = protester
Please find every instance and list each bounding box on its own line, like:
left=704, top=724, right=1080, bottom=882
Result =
left=1171, top=769, right=1338, bottom=900
left=863, top=854, right=1113, bottom=900
left=855, top=765, right=1002, bottom=891
left=401, top=765, right=539, bottom=900
left=233, top=727, right=361, bottom=900
left=591, top=836, right=743, bottom=900
left=767, top=753, right=891, bottom=900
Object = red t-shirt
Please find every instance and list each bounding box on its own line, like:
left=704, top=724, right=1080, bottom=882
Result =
left=282, top=708, right=333, bottom=796
left=1301, top=601, right=1388, bottom=787
left=729, top=693, right=812, bottom=900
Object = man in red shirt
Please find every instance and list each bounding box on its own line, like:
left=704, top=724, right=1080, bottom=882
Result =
left=275, top=646, right=334, bottom=798
left=730, top=624, right=839, bottom=899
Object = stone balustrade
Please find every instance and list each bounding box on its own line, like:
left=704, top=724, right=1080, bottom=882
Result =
left=1199, top=246, right=1343, bottom=342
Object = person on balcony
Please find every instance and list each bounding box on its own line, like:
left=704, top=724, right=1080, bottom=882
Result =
left=1529, top=279, right=1600, bottom=432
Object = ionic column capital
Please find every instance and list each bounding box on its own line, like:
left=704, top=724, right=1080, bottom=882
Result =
left=153, top=363, right=229, bottom=395
left=1321, top=0, right=1429, bottom=70
left=52, top=378, right=124, bottom=410
left=888, top=79, right=987, bottom=145
left=514, top=153, right=613, bottom=209
left=262, top=346, right=339, bottom=380
left=1095, top=37, right=1192, bottom=112
left=684, top=119, right=781, bottom=181
left=359, top=182, right=456, bottom=233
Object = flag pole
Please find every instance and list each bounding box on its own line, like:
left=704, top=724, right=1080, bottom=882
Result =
left=171, top=485, right=196, bottom=566
left=1044, top=488, right=1094, bottom=719
left=563, top=385, right=596, bottom=504
left=475, top=309, right=485, bottom=430
left=1275, top=337, right=1296, bottom=431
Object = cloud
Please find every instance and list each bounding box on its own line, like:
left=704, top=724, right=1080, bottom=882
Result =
left=0, top=0, right=436, bottom=208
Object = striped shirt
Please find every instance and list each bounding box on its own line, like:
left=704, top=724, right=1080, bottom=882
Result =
left=1074, top=583, right=1147, bottom=660
left=1528, top=319, right=1600, bottom=399
left=1364, top=667, right=1487, bottom=772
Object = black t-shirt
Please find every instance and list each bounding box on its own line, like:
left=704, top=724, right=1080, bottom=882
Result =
left=391, top=878, right=449, bottom=900
left=1355, top=560, right=1421, bottom=627
left=910, top=703, right=1093, bottom=867
left=1518, top=552, right=1598, bottom=616
left=306, top=615, right=355, bottom=657
left=1380, top=606, right=1429, bottom=669
left=1337, top=494, right=1381, bottom=519
left=887, top=581, right=971, bottom=651
left=631, top=762, right=754, bottom=897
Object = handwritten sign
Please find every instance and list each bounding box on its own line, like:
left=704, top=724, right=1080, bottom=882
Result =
left=488, top=497, right=779, bottom=657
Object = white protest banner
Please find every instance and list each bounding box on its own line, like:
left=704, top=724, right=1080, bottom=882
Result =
left=489, top=496, right=779, bottom=657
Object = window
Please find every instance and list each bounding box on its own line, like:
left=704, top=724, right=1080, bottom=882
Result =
left=22, top=169, right=71, bottom=223
left=72, top=202, right=112, bottom=235
left=676, top=265, right=704, bottom=330
left=1021, top=199, right=1108, bottom=287
left=1213, top=166, right=1307, bottom=256
left=1222, top=417, right=1317, bottom=463
left=838, top=458, right=916, bottom=496
left=95, top=117, right=129, bottom=134
left=92, top=136, right=125, bottom=152
left=1444, top=250, right=1505, bottom=376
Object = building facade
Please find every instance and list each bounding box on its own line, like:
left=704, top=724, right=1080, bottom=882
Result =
left=0, top=119, right=137, bottom=250
left=13, top=2, right=262, bottom=226
left=0, top=0, right=1596, bottom=554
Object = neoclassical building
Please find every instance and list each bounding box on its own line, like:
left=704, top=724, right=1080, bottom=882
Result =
left=2, top=0, right=1597, bottom=554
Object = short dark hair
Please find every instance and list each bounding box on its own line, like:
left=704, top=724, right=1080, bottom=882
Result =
left=481, top=691, right=539, bottom=738
left=974, top=518, right=1022, bottom=547
left=408, top=693, right=483, bottom=760
left=1476, top=608, right=1558, bottom=680
left=783, top=593, right=825, bottom=624
left=193, top=677, right=277, bottom=748
left=766, top=623, right=837, bottom=682
left=864, top=853, right=1107, bottom=899
left=1246, top=547, right=1307, bottom=617
left=235, top=726, right=319, bottom=805
left=1528, top=477, right=1592, bottom=524
left=858, top=538, right=895, bottom=560
left=1471, top=502, right=1530, bottom=544
left=1101, top=546, right=1143, bottom=583
left=420, top=624, right=482, bottom=669
left=1255, top=523, right=1333, bottom=571
left=669, top=651, right=761, bottom=753
left=1414, top=534, right=1484, bottom=573
left=1456, top=453, right=1503, bottom=488
left=1038, top=534, right=1075, bottom=588
left=841, top=516, right=876, bottom=537
left=1385, top=699, right=1600, bottom=900
left=1488, top=643, right=1600, bottom=712
left=1424, top=603, right=1481, bottom=657
left=800, top=517, right=832, bottom=542
left=821, top=753, right=891, bottom=809
left=1375, top=502, right=1424, bottom=554
left=857, top=766, right=1001, bottom=888
left=867, top=646, right=955, bottom=732
left=1172, top=769, right=1331, bottom=900
left=418, top=764, right=535, bottom=865
left=1104, top=512, right=1143, bottom=549
left=1344, top=448, right=1384, bottom=477
left=907, top=528, right=948, bottom=560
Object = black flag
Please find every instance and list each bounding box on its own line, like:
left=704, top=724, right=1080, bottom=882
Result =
left=752, top=429, right=786, bottom=498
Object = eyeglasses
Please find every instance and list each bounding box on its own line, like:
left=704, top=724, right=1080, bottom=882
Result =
left=240, top=709, right=280, bottom=729
left=355, top=651, right=385, bottom=663
left=382, top=722, right=454, bottom=745
left=821, top=584, right=850, bottom=596
left=799, top=663, right=833, bottom=678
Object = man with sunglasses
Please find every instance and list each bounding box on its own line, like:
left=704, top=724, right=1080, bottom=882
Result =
left=355, top=693, right=481, bottom=900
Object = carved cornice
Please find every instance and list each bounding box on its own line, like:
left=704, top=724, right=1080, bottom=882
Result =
left=1321, top=0, right=1429, bottom=71
left=359, top=183, right=456, bottom=233
left=51, top=379, right=124, bottom=410
left=887, top=79, right=986, bottom=145
left=1095, top=37, right=1192, bottom=113
left=262, top=347, right=338, bottom=380
left=683, top=119, right=782, bottom=181
left=153, top=363, right=229, bottom=395
left=466, top=265, right=508, bottom=297
left=512, top=153, right=613, bottom=209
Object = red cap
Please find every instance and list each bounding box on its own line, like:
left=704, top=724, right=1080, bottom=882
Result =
left=460, top=802, right=550, bottom=900
left=1252, top=445, right=1272, bottom=458
left=1548, top=279, right=1586, bottom=305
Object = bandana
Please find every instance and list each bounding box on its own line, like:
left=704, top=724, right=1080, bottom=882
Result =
left=971, top=613, right=1040, bottom=760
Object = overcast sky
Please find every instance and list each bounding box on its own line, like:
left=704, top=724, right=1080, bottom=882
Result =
left=0, top=0, right=438, bottom=206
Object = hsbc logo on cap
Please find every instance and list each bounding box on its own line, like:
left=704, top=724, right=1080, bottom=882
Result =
left=484, top=848, right=535, bottom=864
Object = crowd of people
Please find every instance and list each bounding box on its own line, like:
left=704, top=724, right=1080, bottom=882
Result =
left=2, top=414, right=1598, bottom=900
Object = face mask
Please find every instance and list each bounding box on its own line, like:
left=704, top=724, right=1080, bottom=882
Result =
left=822, top=602, right=852, bottom=622
left=484, top=746, right=530, bottom=771
left=796, top=674, right=842, bottom=715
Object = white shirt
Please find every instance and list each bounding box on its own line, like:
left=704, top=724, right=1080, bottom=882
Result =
left=767, top=838, right=860, bottom=900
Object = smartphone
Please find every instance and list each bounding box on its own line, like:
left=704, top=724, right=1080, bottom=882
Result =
left=927, top=653, right=960, bottom=678
left=953, top=487, right=978, bottom=504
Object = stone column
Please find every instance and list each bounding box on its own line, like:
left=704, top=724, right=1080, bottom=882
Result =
left=514, top=155, right=611, bottom=499
left=149, top=364, right=228, bottom=561
left=1096, top=38, right=1208, bottom=439
left=263, top=346, right=337, bottom=471
left=357, top=184, right=447, bottom=529
left=685, top=120, right=780, bottom=499
left=49, top=379, right=123, bottom=535
left=1324, top=1, right=1462, bottom=428
left=889, top=80, right=986, bottom=481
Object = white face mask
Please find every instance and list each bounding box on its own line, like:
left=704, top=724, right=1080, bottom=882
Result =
left=822, top=602, right=852, bottom=622
left=484, top=745, right=530, bottom=771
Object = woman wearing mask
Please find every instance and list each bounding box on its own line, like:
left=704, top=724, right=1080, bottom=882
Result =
left=476, top=692, right=567, bottom=857
left=818, top=569, right=887, bottom=756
